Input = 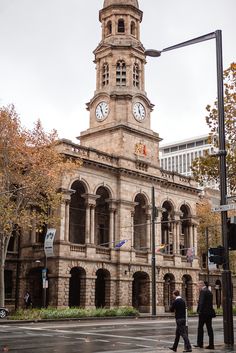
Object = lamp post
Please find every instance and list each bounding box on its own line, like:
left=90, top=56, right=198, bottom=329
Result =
left=151, top=186, right=157, bottom=316
left=145, top=30, right=234, bottom=346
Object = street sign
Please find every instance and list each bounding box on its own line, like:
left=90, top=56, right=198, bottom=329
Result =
left=212, top=204, right=236, bottom=212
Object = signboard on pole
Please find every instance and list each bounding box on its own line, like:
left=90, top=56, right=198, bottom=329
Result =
left=212, top=204, right=236, bottom=212
left=44, top=228, right=56, bottom=257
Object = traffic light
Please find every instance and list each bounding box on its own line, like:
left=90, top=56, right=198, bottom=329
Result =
left=228, top=218, right=236, bottom=250
left=208, top=246, right=225, bottom=265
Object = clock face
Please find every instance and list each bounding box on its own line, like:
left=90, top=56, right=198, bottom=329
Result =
left=133, top=102, right=146, bottom=121
left=95, top=101, right=109, bottom=121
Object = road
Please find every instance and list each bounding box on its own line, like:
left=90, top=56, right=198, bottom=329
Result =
left=0, top=317, right=232, bottom=353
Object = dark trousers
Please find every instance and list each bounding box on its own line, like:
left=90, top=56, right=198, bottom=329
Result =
left=173, top=318, right=192, bottom=350
left=197, top=315, right=214, bottom=347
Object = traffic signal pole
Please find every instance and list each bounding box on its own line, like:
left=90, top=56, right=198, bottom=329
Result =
left=216, top=30, right=234, bottom=346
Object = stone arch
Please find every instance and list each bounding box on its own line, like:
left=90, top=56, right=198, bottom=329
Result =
left=106, top=20, right=112, bottom=35
left=95, top=269, right=111, bottom=308
left=69, top=180, right=87, bottom=244
left=215, top=279, right=222, bottom=308
left=69, top=267, right=86, bottom=308
left=180, top=204, right=192, bottom=255
left=161, top=201, right=175, bottom=254
left=133, top=193, right=148, bottom=250
left=163, top=273, right=175, bottom=312
left=182, top=274, right=193, bottom=309
left=132, top=271, right=150, bottom=313
left=26, top=267, right=46, bottom=308
left=130, top=20, right=136, bottom=36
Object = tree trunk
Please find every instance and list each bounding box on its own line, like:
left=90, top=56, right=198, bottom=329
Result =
left=0, top=239, right=5, bottom=307
left=0, top=235, right=11, bottom=307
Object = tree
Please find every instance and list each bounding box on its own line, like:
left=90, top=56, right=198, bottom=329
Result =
left=0, top=105, right=81, bottom=306
left=192, top=63, right=236, bottom=192
left=196, top=199, right=221, bottom=259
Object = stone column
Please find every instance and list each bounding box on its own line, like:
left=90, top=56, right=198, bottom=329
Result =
left=146, top=211, right=151, bottom=251
left=90, top=205, right=95, bottom=245
left=60, top=189, right=75, bottom=242
left=131, top=211, right=134, bottom=248
left=85, top=203, right=91, bottom=244
left=82, top=194, right=100, bottom=245
left=106, top=200, right=117, bottom=248
left=174, top=212, right=182, bottom=255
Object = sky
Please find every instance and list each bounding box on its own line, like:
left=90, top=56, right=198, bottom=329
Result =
left=0, top=0, right=235, bottom=144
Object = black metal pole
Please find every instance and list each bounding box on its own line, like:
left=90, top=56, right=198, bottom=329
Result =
left=151, top=186, right=157, bottom=316
left=42, top=256, right=47, bottom=308
left=205, top=227, right=210, bottom=284
left=215, top=29, right=234, bottom=346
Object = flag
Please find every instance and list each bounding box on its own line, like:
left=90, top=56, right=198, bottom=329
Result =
left=115, top=239, right=128, bottom=248
left=186, top=247, right=195, bottom=262
left=156, top=244, right=166, bottom=253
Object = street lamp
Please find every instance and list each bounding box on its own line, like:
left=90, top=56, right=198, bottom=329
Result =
left=145, top=30, right=234, bottom=347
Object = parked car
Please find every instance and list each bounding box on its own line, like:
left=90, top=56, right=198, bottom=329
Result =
left=0, top=307, right=9, bottom=319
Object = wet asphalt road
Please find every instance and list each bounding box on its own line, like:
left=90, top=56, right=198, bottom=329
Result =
left=0, top=317, right=230, bottom=353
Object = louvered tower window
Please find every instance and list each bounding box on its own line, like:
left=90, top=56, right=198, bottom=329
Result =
left=102, top=63, right=109, bottom=86
left=118, top=19, right=125, bottom=33
left=133, top=63, right=139, bottom=87
left=116, top=61, right=126, bottom=86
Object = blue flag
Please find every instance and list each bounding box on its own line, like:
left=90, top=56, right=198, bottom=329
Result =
left=115, top=239, right=128, bottom=248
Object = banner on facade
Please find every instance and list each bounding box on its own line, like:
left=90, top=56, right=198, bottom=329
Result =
left=44, top=228, right=56, bottom=257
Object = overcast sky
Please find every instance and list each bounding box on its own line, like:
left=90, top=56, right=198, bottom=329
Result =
left=0, top=0, right=235, bottom=144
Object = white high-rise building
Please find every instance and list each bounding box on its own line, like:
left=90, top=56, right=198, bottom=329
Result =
left=160, top=135, right=217, bottom=189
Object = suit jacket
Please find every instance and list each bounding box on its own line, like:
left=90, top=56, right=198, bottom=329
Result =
left=197, top=287, right=214, bottom=317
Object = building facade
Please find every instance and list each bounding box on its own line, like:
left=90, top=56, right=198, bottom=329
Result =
left=6, top=0, right=202, bottom=313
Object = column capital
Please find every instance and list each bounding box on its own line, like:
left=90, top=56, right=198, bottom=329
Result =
left=60, top=188, right=76, bottom=203
left=82, top=193, right=100, bottom=207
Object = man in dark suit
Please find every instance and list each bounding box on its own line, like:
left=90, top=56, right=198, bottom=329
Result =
left=169, top=289, right=192, bottom=352
left=194, top=281, right=215, bottom=349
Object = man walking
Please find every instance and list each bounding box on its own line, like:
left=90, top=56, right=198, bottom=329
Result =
left=169, top=289, right=192, bottom=352
left=194, top=281, right=215, bottom=349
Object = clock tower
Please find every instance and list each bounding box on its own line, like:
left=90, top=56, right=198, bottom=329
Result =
left=79, top=0, right=161, bottom=164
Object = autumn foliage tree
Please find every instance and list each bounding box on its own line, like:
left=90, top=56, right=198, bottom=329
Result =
left=0, top=105, right=81, bottom=306
left=192, top=63, right=236, bottom=192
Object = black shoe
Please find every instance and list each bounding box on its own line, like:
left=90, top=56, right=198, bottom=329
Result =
left=183, top=350, right=192, bottom=352
left=205, top=346, right=214, bottom=350
left=193, top=345, right=203, bottom=348
left=168, top=348, right=177, bottom=352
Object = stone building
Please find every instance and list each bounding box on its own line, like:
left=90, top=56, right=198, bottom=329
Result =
left=6, top=0, right=202, bottom=313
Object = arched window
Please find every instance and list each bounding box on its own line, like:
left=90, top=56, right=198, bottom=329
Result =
left=133, top=63, right=139, bottom=87
left=118, top=19, right=125, bottom=33
left=69, top=181, right=86, bottom=244
left=130, top=21, right=136, bottom=36
left=95, top=187, right=110, bottom=247
left=161, top=201, right=174, bottom=254
left=116, top=60, right=126, bottom=86
left=106, top=20, right=112, bottom=36
left=133, top=194, right=147, bottom=250
left=102, top=63, right=109, bottom=86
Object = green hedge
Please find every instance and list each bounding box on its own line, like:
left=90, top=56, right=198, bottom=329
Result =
left=9, top=306, right=139, bottom=320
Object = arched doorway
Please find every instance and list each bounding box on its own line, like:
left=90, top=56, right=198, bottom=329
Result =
left=133, top=194, right=148, bottom=250
left=27, top=268, right=45, bottom=308
left=69, top=181, right=86, bottom=244
left=95, top=187, right=110, bottom=247
left=182, top=275, right=193, bottom=309
left=132, top=272, right=150, bottom=313
left=161, top=201, right=174, bottom=254
left=95, top=269, right=110, bottom=308
left=69, top=267, right=86, bottom=308
left=163, top=273, right=175, bottom=312
left=215, top=279, right=222, bottom=308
